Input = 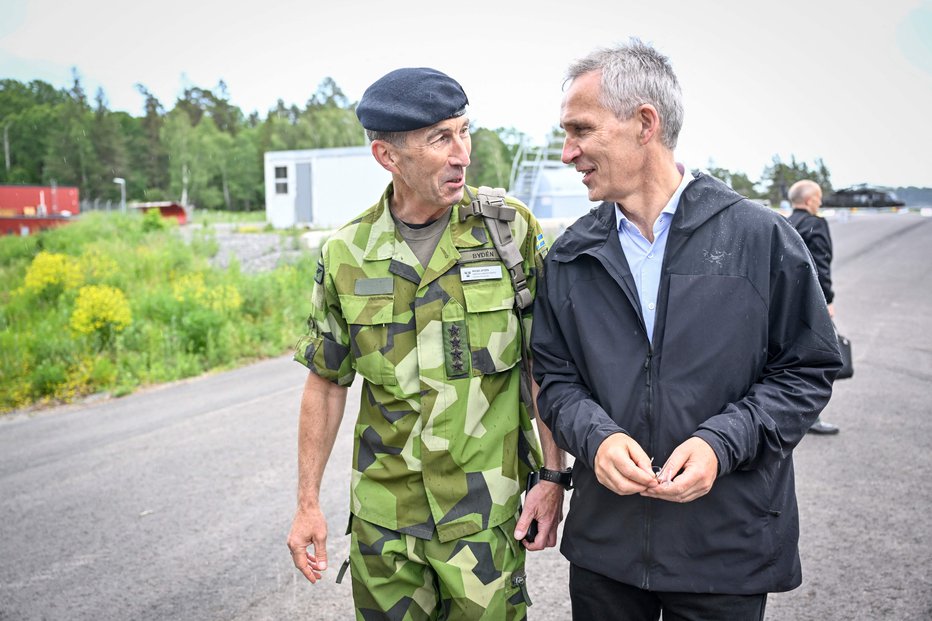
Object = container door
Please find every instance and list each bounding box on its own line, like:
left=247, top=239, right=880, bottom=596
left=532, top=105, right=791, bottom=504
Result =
left=295, top=163, right=312, bottom=224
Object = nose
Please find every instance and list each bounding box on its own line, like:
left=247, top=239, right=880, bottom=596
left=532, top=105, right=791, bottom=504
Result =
left=562, top=136, right=579, bottom=164
left=451, top=134, right=471, bottom=168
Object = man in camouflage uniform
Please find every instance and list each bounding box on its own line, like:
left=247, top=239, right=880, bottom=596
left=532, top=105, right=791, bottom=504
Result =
left=286, top=67, right=567, bottom=620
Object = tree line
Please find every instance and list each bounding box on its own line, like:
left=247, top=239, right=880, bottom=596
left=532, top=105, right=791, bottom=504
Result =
left=1, top=71, right=834, bottom=211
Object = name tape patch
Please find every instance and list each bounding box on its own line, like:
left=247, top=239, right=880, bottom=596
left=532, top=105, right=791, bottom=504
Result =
left=354, top=277, right=394, bottom=295
left=458, top=248, right=500, bottom=264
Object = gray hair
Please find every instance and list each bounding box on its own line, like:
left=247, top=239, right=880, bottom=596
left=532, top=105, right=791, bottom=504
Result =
left=365, top=128, right=408, bottom=147
left=788, top=179, right=821, bottom=205
left=566, top=38, right=684, bottom=149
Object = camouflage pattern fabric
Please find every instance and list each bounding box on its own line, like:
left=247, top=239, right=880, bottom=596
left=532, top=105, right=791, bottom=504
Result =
left=295, top=183, right=547, bottom=543
left=349, top=514, right=530, bottom=621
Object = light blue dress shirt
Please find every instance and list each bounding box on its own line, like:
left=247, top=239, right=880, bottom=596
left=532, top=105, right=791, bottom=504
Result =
left=615, top=169, right=693, bottom=344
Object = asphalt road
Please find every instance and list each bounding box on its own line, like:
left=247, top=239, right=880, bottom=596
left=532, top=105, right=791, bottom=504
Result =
left=1, top=211, right=930, bottom=620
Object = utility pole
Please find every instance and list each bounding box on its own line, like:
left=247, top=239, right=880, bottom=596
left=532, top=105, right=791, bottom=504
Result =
left=3, top=123, right=10, bottom=173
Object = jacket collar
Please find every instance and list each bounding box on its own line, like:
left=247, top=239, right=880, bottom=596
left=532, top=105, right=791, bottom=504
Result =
left=550, top=173, right=744, bottom=264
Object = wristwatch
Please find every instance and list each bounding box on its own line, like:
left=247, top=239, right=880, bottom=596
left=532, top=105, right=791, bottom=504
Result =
left=539, top=467, right=573, bottom=490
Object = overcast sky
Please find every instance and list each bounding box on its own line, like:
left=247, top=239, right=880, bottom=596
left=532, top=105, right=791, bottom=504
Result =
left=1, top=0, right=930, bottom=189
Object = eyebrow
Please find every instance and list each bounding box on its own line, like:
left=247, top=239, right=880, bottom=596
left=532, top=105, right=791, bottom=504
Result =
left=426, top=119, right=469, bottom=140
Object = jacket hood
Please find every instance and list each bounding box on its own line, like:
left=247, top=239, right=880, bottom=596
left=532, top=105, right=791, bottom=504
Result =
left=550, top=173, right=746, bottom=262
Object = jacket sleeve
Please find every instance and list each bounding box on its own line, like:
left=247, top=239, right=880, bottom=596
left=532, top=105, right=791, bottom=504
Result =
left=531, top=254, right=626, bottom=468
left=293, top=242, right=356, bottom=386
left=693, top=219, right=842, bottom=475
left=808, top=217, right=835, bottom=304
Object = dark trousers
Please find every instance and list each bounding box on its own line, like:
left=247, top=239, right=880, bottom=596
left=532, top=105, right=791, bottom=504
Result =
left=570, top=564, right=768, bottom=621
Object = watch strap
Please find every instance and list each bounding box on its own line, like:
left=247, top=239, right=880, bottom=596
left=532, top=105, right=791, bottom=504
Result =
left=539, top=467, right=573, bottom=490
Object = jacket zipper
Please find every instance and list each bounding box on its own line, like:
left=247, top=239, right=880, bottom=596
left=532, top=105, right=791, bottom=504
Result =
left=642, top=348, right=654, bottom=590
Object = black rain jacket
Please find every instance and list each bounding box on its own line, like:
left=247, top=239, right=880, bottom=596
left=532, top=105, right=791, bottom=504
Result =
left=531, top=173, right=841, bottom=594
left=788, top=208, right=835, bottom=304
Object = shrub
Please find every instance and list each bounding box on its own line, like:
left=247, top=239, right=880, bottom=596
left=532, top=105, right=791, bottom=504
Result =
left=141, top=208, right=172, bottom=232
left=78, top=246, right=120, bottom=284
left=20, top=251, right=83, bottom=299
left=70, top=285, right=133, bottom=349
left=29, top=360, right=67, bottom=399
left=0, top=210, right=319, bottom=413
left=172, top=272, right=242, bottom=314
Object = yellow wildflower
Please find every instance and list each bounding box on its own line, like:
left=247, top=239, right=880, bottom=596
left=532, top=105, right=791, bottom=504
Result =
left=70, top=285, right=132, bottom=336
left=78, top=248, right=120, bottom=282
left=172, top=273, right=242, bottom=313
left=22, top=251, right=84, bottom=295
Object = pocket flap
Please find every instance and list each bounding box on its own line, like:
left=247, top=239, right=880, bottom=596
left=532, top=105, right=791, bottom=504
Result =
left=339, top=293, right=393, bottom=325
left=462, top=279, right=514, bottom=313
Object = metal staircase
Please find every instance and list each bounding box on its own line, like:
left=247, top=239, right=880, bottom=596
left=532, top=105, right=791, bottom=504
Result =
left=508, top=134, right=567, bottom=212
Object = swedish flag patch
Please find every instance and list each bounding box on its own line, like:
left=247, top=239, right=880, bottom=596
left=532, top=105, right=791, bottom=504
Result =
left=535, top=233, right=547, bottom=252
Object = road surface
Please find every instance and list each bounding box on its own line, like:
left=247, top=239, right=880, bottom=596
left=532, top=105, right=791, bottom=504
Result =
left=1, top=211, right=930, bottom=620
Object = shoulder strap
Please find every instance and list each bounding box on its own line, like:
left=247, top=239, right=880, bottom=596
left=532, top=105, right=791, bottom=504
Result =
left=462, top=186, right=532, bottom=310
left=462, top=186, right=537, bottom=422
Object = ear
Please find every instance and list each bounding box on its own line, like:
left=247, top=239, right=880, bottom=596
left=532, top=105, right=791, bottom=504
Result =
left=636, top=104, right=661, bottom=145
left=371, top=141, right=400, bottom=174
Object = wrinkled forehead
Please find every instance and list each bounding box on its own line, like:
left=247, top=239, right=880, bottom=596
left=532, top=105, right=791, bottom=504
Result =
left=408, top=115, right=472, bottom=142
left=560, top=74, right=605, bottom=123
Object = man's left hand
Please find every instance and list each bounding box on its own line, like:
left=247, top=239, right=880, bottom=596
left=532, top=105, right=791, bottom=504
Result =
left=641, top=437, right=718, bottom=503
left=514, top=481, right=564, bottom=550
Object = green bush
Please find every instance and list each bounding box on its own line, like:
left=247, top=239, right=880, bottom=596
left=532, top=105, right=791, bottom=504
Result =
left=0, top=211, right=319, bottom=413
left=29, top=360, right=67, bottom=399
left=141, top=208, right=173, bottom=232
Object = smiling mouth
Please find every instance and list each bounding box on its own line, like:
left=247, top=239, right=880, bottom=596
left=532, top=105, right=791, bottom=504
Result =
left=577, top=167, right=595, bottom=184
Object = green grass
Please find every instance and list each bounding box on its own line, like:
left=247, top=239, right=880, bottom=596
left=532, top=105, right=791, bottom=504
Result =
left=0, top=211, right=317, bottom=413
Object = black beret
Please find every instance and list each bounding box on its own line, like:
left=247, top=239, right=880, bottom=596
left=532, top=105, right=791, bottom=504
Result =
left=356, top=67, right=468, bottom=132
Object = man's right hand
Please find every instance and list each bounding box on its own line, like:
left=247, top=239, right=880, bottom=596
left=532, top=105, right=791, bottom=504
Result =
left=593, top=433, right=659, bottom=496
left=287, top=506, right=329, bottom=584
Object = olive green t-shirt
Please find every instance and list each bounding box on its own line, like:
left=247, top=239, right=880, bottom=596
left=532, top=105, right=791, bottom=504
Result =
left=392, top=206, right=452, bottom=269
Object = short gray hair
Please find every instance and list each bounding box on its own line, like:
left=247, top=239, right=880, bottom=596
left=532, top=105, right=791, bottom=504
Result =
left=788, top=179, right=821, bottom=205
left=566, top=38, right=684, bottom=149
left=365, top=129, right=407, bottom=147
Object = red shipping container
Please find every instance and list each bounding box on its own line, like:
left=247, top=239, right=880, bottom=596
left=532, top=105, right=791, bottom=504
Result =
left=0, top=185, right=80, bottom=217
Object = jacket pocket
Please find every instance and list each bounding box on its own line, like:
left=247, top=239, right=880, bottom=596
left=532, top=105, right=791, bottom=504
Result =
left=461, top=279, right=521, bottom=375
left=339, top=293, right=397, bottom=386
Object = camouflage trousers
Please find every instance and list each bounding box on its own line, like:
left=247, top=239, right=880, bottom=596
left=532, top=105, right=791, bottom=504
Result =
left=348, top=514, right=531, bottom=620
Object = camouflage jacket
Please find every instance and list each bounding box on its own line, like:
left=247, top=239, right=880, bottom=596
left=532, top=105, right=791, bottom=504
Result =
left=295, top=183, right=547, bottom=542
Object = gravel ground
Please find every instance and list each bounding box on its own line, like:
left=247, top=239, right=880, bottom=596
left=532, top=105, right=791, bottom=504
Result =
left=180, top=223, right=315, bottom=274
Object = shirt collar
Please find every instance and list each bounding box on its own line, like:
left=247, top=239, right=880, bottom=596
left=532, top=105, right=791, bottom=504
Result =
left=615, top=164, right=692, bottom=232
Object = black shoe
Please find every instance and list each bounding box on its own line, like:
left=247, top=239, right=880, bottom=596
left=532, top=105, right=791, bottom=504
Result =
left=808, top=420, right=840, bottom=435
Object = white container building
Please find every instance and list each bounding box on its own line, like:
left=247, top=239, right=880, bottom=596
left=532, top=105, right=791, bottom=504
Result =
left=264, top=146, right=390, bottom=229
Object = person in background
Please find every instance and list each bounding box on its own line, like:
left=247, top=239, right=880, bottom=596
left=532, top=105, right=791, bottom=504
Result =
left=531, top=39, right=842, bottom=620
left=788, top=179, right=840, bottom=435
left=286, top=67, right=565, bottom=620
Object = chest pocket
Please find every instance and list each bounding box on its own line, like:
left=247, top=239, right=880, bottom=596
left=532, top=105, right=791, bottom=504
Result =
left=339, top=293, right=397, bottom=386
left=461, top=274, right=521, bottom=375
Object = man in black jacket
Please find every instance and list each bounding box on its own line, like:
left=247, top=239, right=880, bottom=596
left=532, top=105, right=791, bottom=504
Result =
left=788, top=179, right=841, bottom=435
left=531, top=39, right=842, bottom=620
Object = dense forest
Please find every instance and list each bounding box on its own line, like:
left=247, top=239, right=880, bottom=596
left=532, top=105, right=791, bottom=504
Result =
left=6, top=70, right=922, bottom=212
left=0, top=72, right=529, bottom=212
